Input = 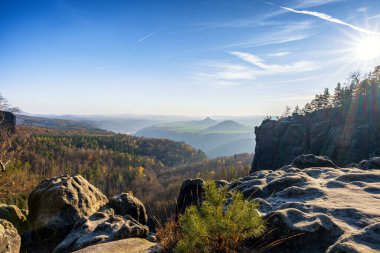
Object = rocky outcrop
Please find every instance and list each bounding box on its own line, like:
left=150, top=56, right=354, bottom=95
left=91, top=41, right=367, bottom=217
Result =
left=292, top=154, right=338, bottom=169
left=231, top=159, right=380, bottom=252
left=71, top=238, right=161, bottom=253
left=176, top=178, right=205, bottom=217
left=108, top=193, right=148, bottom=225
left=0, top=204, right=28, bottom=234
left=0, top=219, right=21, bottom=253
left=176, top=179, right=229, bottom=217
left=357, top=157, right=380, bottom=170
left=0, top=111, right=16, bottom=134
left=252, top=108, right=380, bottom=172
left=23, top=174, right=154, bottom=252
left=53, top=209, right=149, bottom=253
left=27, top=175, right=108, bottom=247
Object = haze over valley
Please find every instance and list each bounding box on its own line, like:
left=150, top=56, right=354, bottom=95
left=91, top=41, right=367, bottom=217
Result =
left=2, top=0, right=380, bottom=252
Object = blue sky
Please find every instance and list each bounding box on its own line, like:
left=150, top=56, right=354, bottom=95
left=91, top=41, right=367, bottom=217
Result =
left=1, top=0, right=380, bottom=116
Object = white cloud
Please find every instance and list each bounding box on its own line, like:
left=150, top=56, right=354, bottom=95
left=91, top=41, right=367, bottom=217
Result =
left=357, top=7, right=368, bottom=13
left=230, top=51, right=317, bottom=74
left=215, top=21, right=314, bottom=49
left=277, top=4, right=380, bottom=36
left=197, top=52, right=318, bottom=83
left=268, top=51, right=291, bottom=57
left=295, top=0, right=344, bottom=8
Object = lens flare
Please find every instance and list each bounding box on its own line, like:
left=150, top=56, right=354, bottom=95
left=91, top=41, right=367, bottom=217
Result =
left=354, top=36, right=380, bottom=61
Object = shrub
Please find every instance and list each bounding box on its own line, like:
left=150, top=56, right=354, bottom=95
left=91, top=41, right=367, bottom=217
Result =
left=175, top=182, right=265, bottom=253
left=156, top=219, right=182, bottom=252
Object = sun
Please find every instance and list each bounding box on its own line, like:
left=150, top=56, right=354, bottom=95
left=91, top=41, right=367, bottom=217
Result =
left=354, top=36, right=380, bottom=61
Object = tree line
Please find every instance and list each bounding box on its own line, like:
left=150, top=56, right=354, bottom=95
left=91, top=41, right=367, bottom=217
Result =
left=280, top=65, right=380, bottom=118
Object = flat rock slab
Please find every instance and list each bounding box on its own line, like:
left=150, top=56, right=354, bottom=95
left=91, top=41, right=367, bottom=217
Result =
left=72, top=238, right=161, bottom=253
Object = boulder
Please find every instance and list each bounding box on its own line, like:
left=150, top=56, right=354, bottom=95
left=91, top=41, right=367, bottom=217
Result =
left=231, top=164, right=380, bottom=252
left=0, top=219, right=21, bottom=253
left=357, top=157, right=380, bottom=170
left=71, top=238, right=161, bottom=253
left=53, top=209, right=149, bottom=253
left=27, top=175, right=108, bottom=246
left=0, top=204, right=28, bottom=234
left=108, top=193, right=148, bottom=225
left=176, top=178, right=205, bottom=217
left=291, top=154, right=338, bottom=169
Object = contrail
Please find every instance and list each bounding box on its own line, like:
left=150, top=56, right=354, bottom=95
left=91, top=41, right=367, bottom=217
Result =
left=267, top=2, right=380, bottom=36
left=137, top=31, right=158, bottom=43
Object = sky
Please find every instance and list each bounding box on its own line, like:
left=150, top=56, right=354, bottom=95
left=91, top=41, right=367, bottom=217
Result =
left=1, top=0, right=380, bottom=116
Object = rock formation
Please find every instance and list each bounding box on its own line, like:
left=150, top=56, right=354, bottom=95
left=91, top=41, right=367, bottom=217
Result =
left=0, top=111, right=16, bottom=134
left=252, top=108, right=380, bottom=172
left=0, top=219, right=21, bottom=253
left=27, top=175, right=108, bottom=247
left=176, top=178, right=229, bottom=217
left=53, top=209, right=149, bottom=253
left=231, top=157, right=380, bottom=253
left=108, top=192, right=148, bottom=225
left=0, top=204, right=28, bottom=234
left=71, top=238, right=161, bottom=253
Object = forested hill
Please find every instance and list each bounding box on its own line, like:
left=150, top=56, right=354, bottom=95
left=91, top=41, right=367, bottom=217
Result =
left=253, top=65, right=380, bottom=171
left=1, top=126, right=251, bottom=221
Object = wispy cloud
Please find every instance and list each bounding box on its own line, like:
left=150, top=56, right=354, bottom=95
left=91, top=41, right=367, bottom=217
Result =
left=231, top=51, right=316, bottom=74
left=274, top=3, right=380, bottom=36
left=137, top=31, right=158, bottom=43
left=268, top=51, right=291, bottom=57
left=295, top=0, right=344, bottom=8
left=197, top=51, right=318, bottom=84
left=368, top=14, right=380, bottom=20
left=214, top=21, right=314, bottom=49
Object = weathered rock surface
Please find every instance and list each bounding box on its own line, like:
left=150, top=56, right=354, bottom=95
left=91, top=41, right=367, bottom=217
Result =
left=72, top=238, right=161, bottom=253
left=357, top=157, right=380, bottom=170
left=292, top=154, right=338, bottom=169
left=252, top=108, right=380, bottom=172
left=108, top=193, right=148, bottom=225
left=0, top=219, right=21, bottom=253
left=53, top=209, right=149, bottom=253
left=0, top=204, right=28, bottom=234
left=27, top=175, right=108, bottom=246
left=231, top=163, right=380, bottom=252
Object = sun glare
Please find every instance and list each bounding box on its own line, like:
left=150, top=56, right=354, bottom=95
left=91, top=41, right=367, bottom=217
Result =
left=354, top=36, right=380, bottom=61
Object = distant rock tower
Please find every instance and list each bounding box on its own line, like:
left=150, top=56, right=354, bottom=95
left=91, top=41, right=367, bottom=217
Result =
left=0, top=111, right=16, bottom=134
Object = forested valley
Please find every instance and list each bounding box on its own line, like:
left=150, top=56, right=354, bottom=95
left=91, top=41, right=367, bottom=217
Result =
left=0, top=125, right=252, bottom=222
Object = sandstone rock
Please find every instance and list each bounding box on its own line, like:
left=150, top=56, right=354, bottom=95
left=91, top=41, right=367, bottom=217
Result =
left=53, top=209, right=149, bottom=253
left=108, top=193, right=148, bottom=225
left=0, top=111, right=16, bottom=134
left=27, top=175, right=108, bottom=246
left=0, top=219, right=21, bottom=253
left=176, top=178, right=205, bottom=217
left=71, top=238, right=161, bottom=253
left=251, top=108, right=380, bottom=172
left=0, top=204, right=28, bottom=234
left=292, top=154, right=338, bottom=169
left=231, top=164, right=380, bottom=252
left=357, top=157, right=380, bottom=170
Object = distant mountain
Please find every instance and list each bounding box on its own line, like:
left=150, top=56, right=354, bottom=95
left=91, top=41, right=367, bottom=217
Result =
left=16, top=114, right=107, bottom=133
left=136, top=117, right=264, bottom=158
left=204, top=120, right=247, bottom=132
